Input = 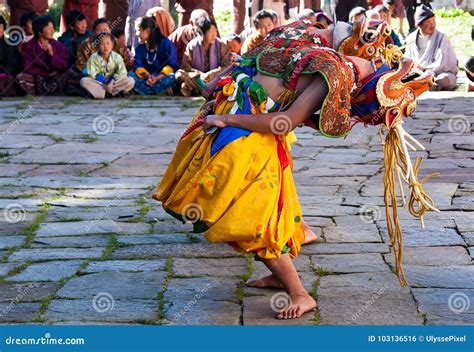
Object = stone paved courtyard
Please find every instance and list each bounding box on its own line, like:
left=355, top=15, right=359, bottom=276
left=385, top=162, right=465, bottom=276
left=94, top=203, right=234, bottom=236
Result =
left=0, top=93, right=472, bottom=325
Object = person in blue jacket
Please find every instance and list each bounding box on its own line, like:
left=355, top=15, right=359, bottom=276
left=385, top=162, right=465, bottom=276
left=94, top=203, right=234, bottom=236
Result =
left=129, top=17, right=179, bottom=95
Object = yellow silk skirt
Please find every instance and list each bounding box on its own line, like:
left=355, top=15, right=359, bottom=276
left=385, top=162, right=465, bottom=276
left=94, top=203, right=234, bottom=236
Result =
left=152, top=97, right=304, bottom=260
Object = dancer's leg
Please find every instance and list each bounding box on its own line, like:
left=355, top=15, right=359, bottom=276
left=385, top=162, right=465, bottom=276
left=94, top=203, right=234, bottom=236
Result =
left=249, top=254, right=317, bottom=319
left=302, top=219, right=318, bottom=245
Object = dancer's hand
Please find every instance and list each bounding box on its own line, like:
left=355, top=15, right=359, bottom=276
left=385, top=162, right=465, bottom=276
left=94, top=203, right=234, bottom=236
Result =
left=203, top=115, right=227, bottom=132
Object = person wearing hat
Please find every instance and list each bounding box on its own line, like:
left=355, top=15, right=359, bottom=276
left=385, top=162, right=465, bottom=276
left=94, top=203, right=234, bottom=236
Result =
left=405, top=4, right=458, bottom=91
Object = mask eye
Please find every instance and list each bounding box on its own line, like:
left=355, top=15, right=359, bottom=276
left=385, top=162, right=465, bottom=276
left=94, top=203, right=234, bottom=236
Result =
left=365, top=46, right=375, bottom=56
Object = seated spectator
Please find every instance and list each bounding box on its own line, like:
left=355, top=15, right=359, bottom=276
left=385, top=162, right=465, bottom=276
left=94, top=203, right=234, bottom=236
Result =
left=336, top=0, right=368, bottom=22
left=241, top=10, right=274, bottom=54
left=0, top=15, right=21, bottom=96
left=20, top=12, right=36, bottom=45
left=60, top=0, right=99, bottom=33
left=405, top=5, right=458, bottom=91
left=297, top=9, right=333, bottom=29
left=227, top=34, right=242, bottom=55
left=17, top=15, right=70, bottom=96
left=59, top=10, right=93, bottom=61
left=113, top=29, right=134, bottom=66
left=314, top=12, right=334, bottom=29
left=76, top=18, right=132, bottom=73
left=298, top=9, right=317, bottom=24
left=349, top=6, right=367, bottom=23
left=177, top=18, right=231, bottom=97
left=465, top=57, right=474, bottom=92
left=80, top=33, right=134, bottom=99
left=365, top=9, right=380, bottom=19
left=374, top=4, right=402, bottom=46
left=146, top=6, right=175, bottom=37
left=168, top=9, right=210, bottom=65
left=128, top=17, right=179, bottom=96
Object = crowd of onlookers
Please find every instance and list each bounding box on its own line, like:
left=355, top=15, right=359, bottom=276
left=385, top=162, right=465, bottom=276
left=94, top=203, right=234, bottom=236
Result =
left=0, top=0, right=472, bottom=98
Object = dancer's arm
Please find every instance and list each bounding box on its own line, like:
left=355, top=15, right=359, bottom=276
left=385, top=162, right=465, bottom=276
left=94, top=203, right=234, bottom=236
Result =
left=203, top=73, right=329, bottom=133
left=199, top=64, right=235, bottom=100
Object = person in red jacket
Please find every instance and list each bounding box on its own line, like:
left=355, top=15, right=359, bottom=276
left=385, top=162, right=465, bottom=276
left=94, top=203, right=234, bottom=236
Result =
left=6, top=0, right=48, bottom=27
left=17, top=15, right=70, bottom=96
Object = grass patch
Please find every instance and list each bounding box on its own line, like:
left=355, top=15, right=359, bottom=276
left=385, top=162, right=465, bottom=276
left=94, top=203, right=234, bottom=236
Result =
left=99, top=234, right=120, bottom=260
left=310, top=278, right=321, bottom=325
left=15, top=95, right=34, bottom=110
left=79, top=134, right=99, bottom=143
left=313, top=266, right=333, bottom=277
left=34, top=261, right=90, bottom=323
left=236, top=255, right=254, bottom=301
left=156, top=256, right=173, bottom=323
left=32, top=133, right=65, bottom=143
left=1, top=205, right=49, bottom=264
left=62, top=97, right=84, bottom=108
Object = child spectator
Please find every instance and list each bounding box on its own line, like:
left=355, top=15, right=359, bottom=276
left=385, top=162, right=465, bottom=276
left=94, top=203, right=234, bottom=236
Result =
left=17, top=15, right=70, bottom=96
left=76, top=18, right=132, bottom=73
left=227, top=34, right=242, bottom=55
left=374, top=4, right=403, bottom=46
left=113, top=28, right=134, bottom=66
left=129, top=17, right=179, bottom=95
left=19, top=12, right=36, bottom=45
left=80, top=33, right=134, bottom=99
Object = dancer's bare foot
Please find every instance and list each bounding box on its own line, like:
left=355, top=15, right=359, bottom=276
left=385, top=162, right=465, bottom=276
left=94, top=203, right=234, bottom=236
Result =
left=246, top=274, right=285, bottom=289
left=277, top=293, right=317, bottom=319
left=302, top=220, right=318, bottom=245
